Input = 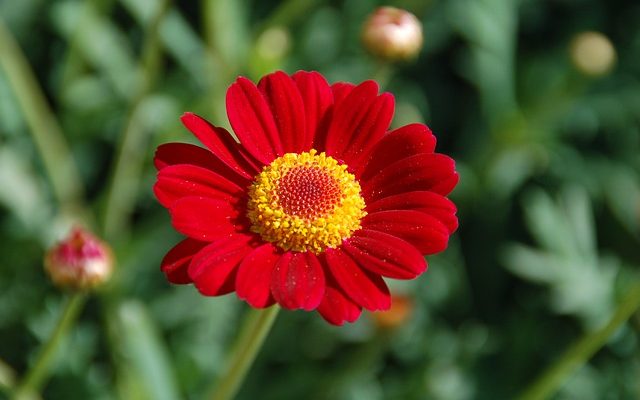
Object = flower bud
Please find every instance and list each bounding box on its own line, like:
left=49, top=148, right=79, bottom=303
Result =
left=362, top=7, right=423, bottom=61
left=570, top=31, right=616, bottom=76
left=373, top=294, right=414, bottom=329
left=44, top=227, right=113, bottom=290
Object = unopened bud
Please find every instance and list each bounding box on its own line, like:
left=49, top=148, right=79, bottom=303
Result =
left=362, top=7, right=423, bottom=62
left=373, top=294, right=413, bottom=329
left=570, top=31, right=616, bottom=76
left=45, top=227, right=113, bottom=290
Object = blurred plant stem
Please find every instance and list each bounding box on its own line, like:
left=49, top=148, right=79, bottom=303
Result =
left=372, top=62, right=393, bottom=90
left=12, top=293, right=86, bottom=399
left=209, top=306, right=280, bottom=400
left=102, top=0, right=169, bottom=240
left=59, top=0, right=115, bottom=92
left=255, top=0, right=319, bottom=35
left=202, top=0, right=238, bottom=126
left=0, top=357, right=16, bottom=395
left=518, top=279, right=640, bottom=400
left=202, top=0, right=320, bottom=125
left=107, top=301, right=181, bottom=399
left=0, top=17, right=86, bottom=219
left=314, top=333, right=389, bottom=400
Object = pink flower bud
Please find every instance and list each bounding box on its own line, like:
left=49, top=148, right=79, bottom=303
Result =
left=362, top=7, right=423, bottom=61
left=44, top=227, right=113, bottom=290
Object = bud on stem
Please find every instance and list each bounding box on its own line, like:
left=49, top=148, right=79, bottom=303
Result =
left=362, top=7, right=423, bottom=62
left=44, top=227, right=113, bottom=290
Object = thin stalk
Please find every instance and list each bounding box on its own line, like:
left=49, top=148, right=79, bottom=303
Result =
left=0, top=357, right=16, bottom=395
left=101, top=101, right=146, bottom=240
left=313, top=334, right=388, bottom=400
left=59, top=0, right=115, bottom=92
left=517, top=280, right=640, bottom=400
left=101, top=0, right=169, bottom=240
left=59, top=1, right=92, bottom=91
left=201, top=0, right=236, bottom=126
left=0, top=17, right=85, bottom=216
left=372, top=62, right=393, bottom=90
left=255, top=0, right=320, bottom=36
left=209, top=306, right=280, bottom=400
left=13, top=293, right=86, bottom=398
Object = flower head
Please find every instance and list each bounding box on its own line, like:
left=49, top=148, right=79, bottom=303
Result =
left=45, top=226, right=113, bottom=290
left=154, top=71, right=458, bottom=325
left=362, top=7, right=423, bottom=61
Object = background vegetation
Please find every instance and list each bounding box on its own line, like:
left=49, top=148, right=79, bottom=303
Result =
left=1, top=0, right=639, bottom=399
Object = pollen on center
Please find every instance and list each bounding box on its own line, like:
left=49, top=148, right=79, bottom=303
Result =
left=246, top=150, right=366, bottom=253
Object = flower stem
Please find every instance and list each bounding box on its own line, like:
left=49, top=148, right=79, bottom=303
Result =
left=209, top=306, right=280, bottom=400
left=102, top=0, right=169, bottom=240
left=517, top=280, right=640, bottom=400
left=256, top=0, right=320, bottom=35
left=0, top=16, right=85, bottom=217
left=372, top=62, right=393, bottom=90
left=13, top=293, right=86, bottom=398
left=0, top=357, right=16, bottom=395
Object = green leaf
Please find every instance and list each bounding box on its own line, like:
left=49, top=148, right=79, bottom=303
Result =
left=51, top=1, right=138, bottom=99
left=113, top=300, right=181, bottom=400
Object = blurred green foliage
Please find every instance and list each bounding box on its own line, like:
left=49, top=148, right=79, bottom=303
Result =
left=1, top=0, right=640, bottom=399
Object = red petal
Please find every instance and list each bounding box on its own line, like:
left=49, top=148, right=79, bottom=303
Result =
left=367, top=191, right=458, bottom=233
left=331, top=82, right=355, bottom=104
left=258, top=71, right=307, bottom=154
left=161, top=238, right=208, bottom=284
left=323, top=249, right=390, bottom=311
left=154, top=143, right=220, bottom=171
left=271, top=252, right=325, bottom=311
left=362, top=153, right=459, bottom=202
left=226, top=76, right=283, bottom=164
left=154, top=164, right=243, bottom=208
left=236, top=243, right=280, bottom=308
left=340, top=93, right=395, bottom=170
left=324, top=80, right=381, bottom=161
left=343, top=230, right=427, bottom=279
left=188, top=234, right=253, bottom=296
left=180, top=113, right=260, bottom=178
left=292, top=71, right=333, bottom=151
left=362, top=210, right=450, bottom=254
left=169, top=197, right=241, bottom=241
left=317, top=285, right=362, bottom=326
left=357, top=124, right=437, bottom=180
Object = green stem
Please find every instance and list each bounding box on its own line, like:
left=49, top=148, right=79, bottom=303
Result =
left=313, top=334, right=388, bottom=400
left=102, top=0, right=169, bottom=240
left=0, top=357, right=16, bottom=395
left=0, top=17, right=85, bottom=217
left=255, top=0, right=320, bottom=36
left=59, top=0, right=115, bottom=93
left=201, top=0, right=236, bottom=126
left=209, top=306, right=280, bottom=400
left=13, top=293, right=86, bottom=398
left=101, top=102, right=146, bottom=240
left=372, top=62, right=393, bottom=90
left=517, top=280, right=640, bottom=400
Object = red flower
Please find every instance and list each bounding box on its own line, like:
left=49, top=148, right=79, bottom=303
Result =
left=154, top=71, right=458, bottom=325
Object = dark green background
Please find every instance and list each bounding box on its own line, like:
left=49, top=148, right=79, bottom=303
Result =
left=1, top=0, right=639, bottom=399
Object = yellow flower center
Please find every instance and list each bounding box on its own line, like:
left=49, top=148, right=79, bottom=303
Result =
left=246, top=150, right=366, bottom=253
